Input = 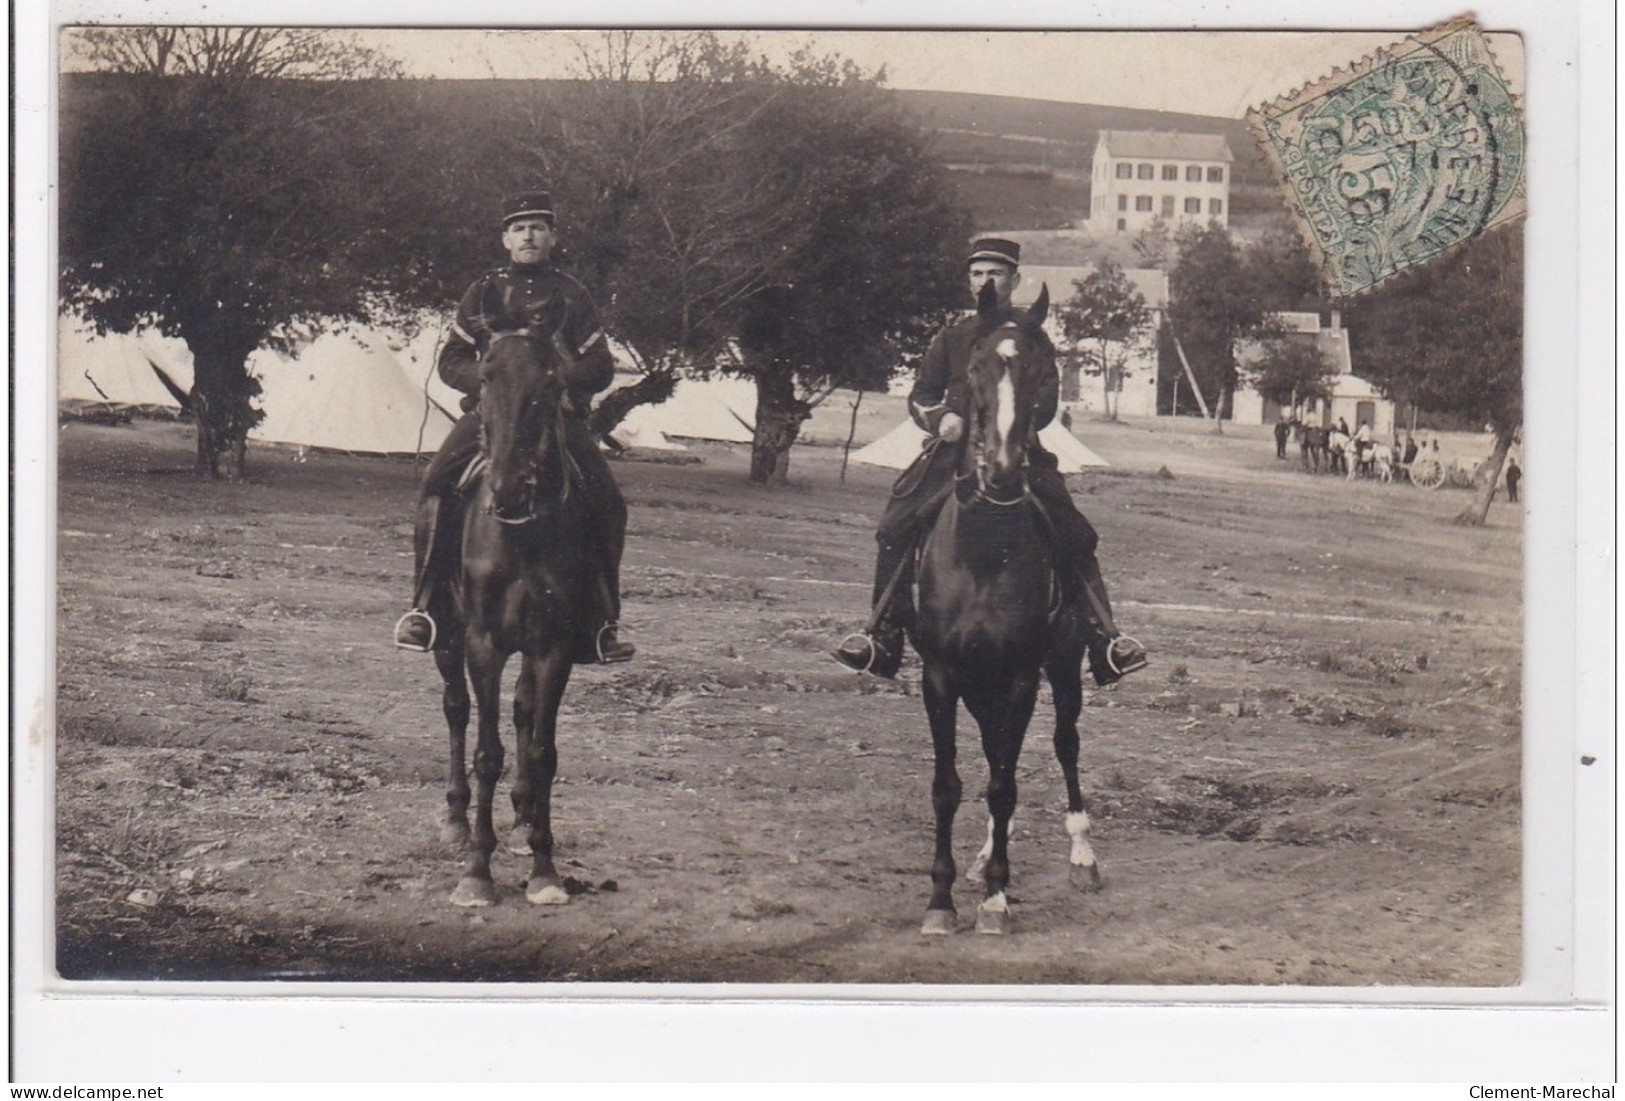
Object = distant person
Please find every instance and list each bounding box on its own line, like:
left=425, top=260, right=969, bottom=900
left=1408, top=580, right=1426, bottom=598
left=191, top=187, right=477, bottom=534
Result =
left=393, top=191, right=635, bottom=664
left=1352, top=420, right=1374, bottom=476
left=1274, top=413, right=1291, bottom=459
left=1505, top=456, right=1521, bottom=503
left=832, top=236, right=1145, bottom=686
left=1403, top=434, right=1419, bottom=465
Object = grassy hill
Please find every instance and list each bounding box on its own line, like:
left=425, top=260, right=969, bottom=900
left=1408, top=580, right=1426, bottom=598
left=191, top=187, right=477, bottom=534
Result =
left=63, top=72, right=1287, bottom=255
left=890, top=88, right=1285, bottom=236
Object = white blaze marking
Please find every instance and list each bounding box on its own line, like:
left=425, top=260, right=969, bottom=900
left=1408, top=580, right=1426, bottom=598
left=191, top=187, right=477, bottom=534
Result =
left=995, top=366, right=1016, bottom=467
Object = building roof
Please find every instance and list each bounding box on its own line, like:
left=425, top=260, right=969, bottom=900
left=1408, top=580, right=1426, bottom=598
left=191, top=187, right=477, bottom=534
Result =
left=1016, top=265, right=1170, bottom=311
left=1096, top=130, right=1234, bottom=163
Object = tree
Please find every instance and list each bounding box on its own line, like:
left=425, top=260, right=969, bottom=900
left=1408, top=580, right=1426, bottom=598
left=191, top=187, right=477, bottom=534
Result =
left=474, top=34, right=840, bottom=454
left=1345, top=226, right=1523, bottom=526
left=729, top=72, right=968, bottom=484
left=59, top=28, right=439, bottom=479
left=1244, top=338, right=1336, bottom=413
left=522, top=33, right=967, bottom=484
left=1166, top=222, right=1267, bottom=431
left=1131, top=216, right=1174, bottom=270
left=1245, top=226, right=1325, bottom=313
left=1055, top=262, right=1151, bottom=421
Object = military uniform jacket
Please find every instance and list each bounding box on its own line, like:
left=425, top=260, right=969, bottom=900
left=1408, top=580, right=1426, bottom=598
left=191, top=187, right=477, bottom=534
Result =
left=907, top=310, right=1060, bottom=454
left=438, top=262, right=615, bottom=414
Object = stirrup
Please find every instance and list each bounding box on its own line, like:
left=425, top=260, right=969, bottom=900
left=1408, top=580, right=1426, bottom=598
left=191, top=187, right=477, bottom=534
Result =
left=835, top=631, right=880, bottom=674
left=393, top=609, right=438, bottom=652
left=596, top=623, right=634, bottom=664
left=1106, top=635, right=1147, bottom=676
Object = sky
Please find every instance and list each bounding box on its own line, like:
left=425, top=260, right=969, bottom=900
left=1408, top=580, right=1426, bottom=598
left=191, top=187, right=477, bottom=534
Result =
left=58, top=26, right=1527, bottom=120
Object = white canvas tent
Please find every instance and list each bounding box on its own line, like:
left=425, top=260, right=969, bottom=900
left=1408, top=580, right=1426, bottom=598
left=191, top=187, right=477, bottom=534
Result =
left=249, top=330, right=455, bottom=455
left=383, top=315, right=463, bottom=421
left=851, top=418, right=1108, bottom=472
left=616, top=376, right=758, bottom=444
left=609, top=420, right=690, bottom=452
left=57, top=318, right=195, bottom=413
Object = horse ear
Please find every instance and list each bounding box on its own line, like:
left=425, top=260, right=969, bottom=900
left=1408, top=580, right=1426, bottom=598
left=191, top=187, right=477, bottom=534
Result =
left=1029, top=283, right=1050, bottom=327
left=975, top=277, right=1000, bottom=319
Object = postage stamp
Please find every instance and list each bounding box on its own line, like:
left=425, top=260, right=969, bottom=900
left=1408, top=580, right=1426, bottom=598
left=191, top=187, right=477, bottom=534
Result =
left=1247, top=16, right=1526, bottom=298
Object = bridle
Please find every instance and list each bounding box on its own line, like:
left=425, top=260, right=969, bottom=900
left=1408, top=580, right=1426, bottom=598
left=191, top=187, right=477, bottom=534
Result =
left=957, top=454, right=1029, bottom=508
left=957, top=320, right=1035, bottom=509
left=479, top=328, right=573, bottom=527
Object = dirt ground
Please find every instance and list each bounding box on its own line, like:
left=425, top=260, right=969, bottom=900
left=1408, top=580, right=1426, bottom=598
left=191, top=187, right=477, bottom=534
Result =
left=50, top=407, right=1522, bottom=986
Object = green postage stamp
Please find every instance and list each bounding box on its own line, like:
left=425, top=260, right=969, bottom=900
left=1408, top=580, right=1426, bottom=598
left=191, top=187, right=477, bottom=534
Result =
left=1247, top=16, right=1526, bottom=298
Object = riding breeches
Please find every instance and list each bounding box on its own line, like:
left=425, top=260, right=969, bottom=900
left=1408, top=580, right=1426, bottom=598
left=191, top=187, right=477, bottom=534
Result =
left=868, top=447, right=1110, bottom=637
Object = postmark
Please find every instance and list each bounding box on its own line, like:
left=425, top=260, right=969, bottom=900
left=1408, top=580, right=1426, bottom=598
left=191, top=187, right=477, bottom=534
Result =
left=1247, top=17, right=1526, bottom=298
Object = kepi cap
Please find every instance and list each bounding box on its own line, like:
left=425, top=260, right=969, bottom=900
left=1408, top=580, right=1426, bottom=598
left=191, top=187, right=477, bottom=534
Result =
left=502, top=191, right=555, bottom=227
left=967, top=237, right=1021, bottom=268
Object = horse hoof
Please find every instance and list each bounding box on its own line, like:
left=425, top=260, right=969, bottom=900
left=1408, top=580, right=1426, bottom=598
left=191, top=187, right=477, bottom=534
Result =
left=526, top=879, right=570, bottom=906
left=976, top=909, right=1011, bottom=936
left=450, top=877, right=497, bottom=908
left=440, top=820, right=472, bottom=849
left=920, top=909, right=957, bottom=937
left=976, top=895, right=1011, bottom=935
left=506, top=826, right=532, bottom=856
left=1070, top=862, right=1104, bottom=893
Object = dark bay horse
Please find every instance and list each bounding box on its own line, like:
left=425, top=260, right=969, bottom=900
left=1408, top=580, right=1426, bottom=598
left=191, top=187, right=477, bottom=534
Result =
left=911, top=282, right=1101, bottom=936
left=431, top=317, right=595, bottom=908
left=1296, top=422, right=1329, bottom=473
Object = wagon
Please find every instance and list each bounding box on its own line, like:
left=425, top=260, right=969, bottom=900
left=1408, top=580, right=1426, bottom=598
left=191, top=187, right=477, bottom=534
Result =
left=1407, top=454, right=1447, bottom=489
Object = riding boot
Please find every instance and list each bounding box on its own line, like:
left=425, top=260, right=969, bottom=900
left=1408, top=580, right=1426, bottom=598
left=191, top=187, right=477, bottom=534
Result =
left=395, top=495, right=454, bottom=651
left=574, top=490, right=635, bottom=665
left=832, top=535, right=912, bottom=677
left=576, top=569, right=636, bottom=664
left=1073, top=557, right=1148, bottom=687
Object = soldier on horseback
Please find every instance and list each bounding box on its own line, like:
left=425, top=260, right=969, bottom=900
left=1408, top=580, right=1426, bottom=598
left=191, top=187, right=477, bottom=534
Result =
left=393, top=191, right=635, bottom=664
left=833, top=237, right=1146, bottom=686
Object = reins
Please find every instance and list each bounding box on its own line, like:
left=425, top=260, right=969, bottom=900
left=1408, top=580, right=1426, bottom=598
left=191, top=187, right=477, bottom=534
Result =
left=956, top=461, right=1030, bottom=508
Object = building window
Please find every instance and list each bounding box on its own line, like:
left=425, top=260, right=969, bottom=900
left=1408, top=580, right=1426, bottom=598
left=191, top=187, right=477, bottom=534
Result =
left=1116, top=162, right=1132, bottom=179
left=1207, top=166, right=1225, bottom=183
left=1161, top=164, right=1178, bottom=180
left=1135, top=195, right=1153, bottom=212
left=1209, top=198, right=1224, bottom=215
left=1117, top=194, right=1128, bottom=211
left=1137, top=163, right=1154, bottom=179
left=1117, top=218, right=1126, bottom=231
left=1184, top=197, right=1202, bottom=214
left=1161, top=195, right=1175, bottom=216
left=1186, top=165, right=1202, bottom=182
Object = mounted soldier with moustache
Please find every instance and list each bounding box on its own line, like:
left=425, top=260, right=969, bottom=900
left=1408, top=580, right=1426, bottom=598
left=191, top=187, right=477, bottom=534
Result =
left=394, top=191, right=635, bottom=665
left=834, top=236, right=1146, bottom=686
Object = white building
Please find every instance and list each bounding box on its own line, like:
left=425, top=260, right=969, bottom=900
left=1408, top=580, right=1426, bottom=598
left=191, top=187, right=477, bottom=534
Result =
left=1232, top=311, right=1397, bottom=438
left=1016, top=264, right=1167, bottom=419
left=1088, top=130, right=1233, bottom=234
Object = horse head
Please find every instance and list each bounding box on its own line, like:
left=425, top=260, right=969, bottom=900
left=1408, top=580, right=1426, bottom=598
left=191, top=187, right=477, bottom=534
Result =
left=960, top=281, right=1050, bottom=503
left=477, top=304, right=574, bottom=526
